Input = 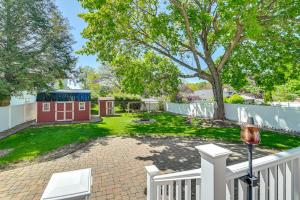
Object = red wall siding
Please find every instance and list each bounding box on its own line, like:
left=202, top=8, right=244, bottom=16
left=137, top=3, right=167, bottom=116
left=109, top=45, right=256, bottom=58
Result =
left=37, top=102, right=56, bottom=123
left=74, top=101, right=90, bottom=121
left=37, top=101, right=90, bottom=123
left=99, top=100, right=107, bottom=116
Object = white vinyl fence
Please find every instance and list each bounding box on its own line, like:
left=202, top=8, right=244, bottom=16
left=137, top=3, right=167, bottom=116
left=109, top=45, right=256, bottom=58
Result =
left=0, top=103, right=36, bottom=132
left=165, top=102, right=214, bottom=118
left=165, top=102, right=300, bottom=132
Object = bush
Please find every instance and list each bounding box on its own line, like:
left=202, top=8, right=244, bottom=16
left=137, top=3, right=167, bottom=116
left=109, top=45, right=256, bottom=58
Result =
left=224, top=94, right=244, bottom=104
left=158, top=101, right=165, bottom=111
left=0, top=96, right=10, bottom=107
left=114, top=93, right=141, bottom=111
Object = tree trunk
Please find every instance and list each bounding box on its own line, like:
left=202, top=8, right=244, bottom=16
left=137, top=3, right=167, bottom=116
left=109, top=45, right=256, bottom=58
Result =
left=211, top=73, right=225, bottom=120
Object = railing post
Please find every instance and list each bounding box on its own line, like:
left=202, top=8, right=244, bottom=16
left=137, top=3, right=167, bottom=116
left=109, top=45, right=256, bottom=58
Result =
left=196, top=144, right=231, bottom=200
left=145, top=165, right=160, bottom=200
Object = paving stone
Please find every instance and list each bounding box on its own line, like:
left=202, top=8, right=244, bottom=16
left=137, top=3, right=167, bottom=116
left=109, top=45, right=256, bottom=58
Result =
left=0, top=136, right=275, bottom=199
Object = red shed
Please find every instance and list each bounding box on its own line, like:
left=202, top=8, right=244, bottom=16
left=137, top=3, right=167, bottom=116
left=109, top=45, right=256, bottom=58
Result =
left=99, top=97, right=115, bottom=117
left=36, top=90, right=91, bottom=123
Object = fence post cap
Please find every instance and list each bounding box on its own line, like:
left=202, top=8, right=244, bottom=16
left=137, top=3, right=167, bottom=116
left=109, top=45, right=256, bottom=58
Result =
left=196, top=144, right=231, bottom=158
left=145, top=165, right=159, bottom=175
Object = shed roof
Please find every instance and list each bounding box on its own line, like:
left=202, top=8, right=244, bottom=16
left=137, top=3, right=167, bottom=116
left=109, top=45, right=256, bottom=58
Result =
left=36, top=90, right=91, bottom=102
left=99, top=97, right=114, bottom=101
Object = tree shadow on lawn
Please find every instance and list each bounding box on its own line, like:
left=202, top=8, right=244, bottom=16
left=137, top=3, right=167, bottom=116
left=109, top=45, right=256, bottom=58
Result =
left=126, top=112, right=193, bottom=134
left=134, top=137, right=276, bottom=172
left=0, top=123, right=111, bottom=168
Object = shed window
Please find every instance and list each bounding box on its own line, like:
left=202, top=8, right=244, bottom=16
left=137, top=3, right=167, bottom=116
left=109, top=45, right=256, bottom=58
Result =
left=79, top=102, right=85, bottom=110
left=43, top=102, right=50, bottom=112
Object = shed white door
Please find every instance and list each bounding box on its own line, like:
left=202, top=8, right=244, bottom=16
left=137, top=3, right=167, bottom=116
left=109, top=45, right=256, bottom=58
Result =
left=56, top=102, right=73, bottom=121
left=106, top=101, right=114, bottom=115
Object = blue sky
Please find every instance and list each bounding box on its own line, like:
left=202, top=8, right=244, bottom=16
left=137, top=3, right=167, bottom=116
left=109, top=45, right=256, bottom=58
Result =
left=55, top=0, right=99, bottom=69
left=55, top=1, right=203, bottom=83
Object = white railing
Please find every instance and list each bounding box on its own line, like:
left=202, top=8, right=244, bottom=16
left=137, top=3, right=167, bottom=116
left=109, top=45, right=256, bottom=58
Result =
left=0, top=103, right=36, bottom=132
left=146, top=144, right=300, bottom=200
left=146, top=166, right=201, bottom=200
left=165, top=102, right=300, bottom=132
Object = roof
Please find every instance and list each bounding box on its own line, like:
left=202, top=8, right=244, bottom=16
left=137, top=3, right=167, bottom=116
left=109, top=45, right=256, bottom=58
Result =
left=51, top=89, right=90, bottom=93
left=99, top=97, right=114, bottom=100
left=141, top=98, right=159, bottom=103
left=36, top=90, right=91, bottom=102
left=191, top=89, right=231, bottom=99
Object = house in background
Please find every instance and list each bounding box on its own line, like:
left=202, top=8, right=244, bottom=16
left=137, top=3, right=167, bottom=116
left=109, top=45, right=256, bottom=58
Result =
left=10, top=91, right=36, bottom=105
left=188, top=89, right=233, bottom=101
left=36, top=90, right=91, bottom=123
left=141, top=98, right=160, bottom=111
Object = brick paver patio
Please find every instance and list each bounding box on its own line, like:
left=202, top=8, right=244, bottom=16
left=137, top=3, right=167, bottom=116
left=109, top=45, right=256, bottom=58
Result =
left=0, top=136, right=275, bottom=200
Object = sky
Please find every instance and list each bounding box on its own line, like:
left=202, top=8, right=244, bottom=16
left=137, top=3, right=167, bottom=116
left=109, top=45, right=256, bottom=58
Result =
left=55, top=0, right=99, bottom=69
left=55, top=1, right=206, bottom=83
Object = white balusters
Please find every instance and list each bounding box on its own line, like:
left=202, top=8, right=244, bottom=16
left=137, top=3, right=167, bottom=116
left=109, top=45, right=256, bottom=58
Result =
left=259, top=169, right=269, bottom=200
left=162, top=185, right=167, bottom=200
left=175, top=180, right=182, bottom=200
left=252, top=171, right=259, bottom=200
left=286, top=161, right=292, bottom=200
left=168, top=182, right=174, bottom=200
left=278, top=163, right=286, bottom=200
left=195, top=178, right=201, bottom=200
left=269, top=166, right=278, bottom=200
left=293, top=158, right=300, bottom=200
left=226, top=180, right=234, bottom=200
left=184, top=179, right=191, bottom=200
left=238, top=179, right=247, bottom=200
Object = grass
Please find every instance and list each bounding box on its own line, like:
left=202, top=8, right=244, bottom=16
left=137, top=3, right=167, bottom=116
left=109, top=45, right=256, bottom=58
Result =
left=0, top=112, right=299, bottom=166
left=91, top=103, right=98, bottom=115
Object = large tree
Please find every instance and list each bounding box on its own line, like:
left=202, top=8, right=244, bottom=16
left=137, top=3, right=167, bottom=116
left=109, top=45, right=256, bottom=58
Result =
left=0, top=0, right=76, bottom=102
left=78, top=0, right=299, bottom=119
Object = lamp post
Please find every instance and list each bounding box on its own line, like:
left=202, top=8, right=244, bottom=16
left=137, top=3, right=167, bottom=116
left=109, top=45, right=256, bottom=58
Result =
left=240, top=117, right=260, bottom=200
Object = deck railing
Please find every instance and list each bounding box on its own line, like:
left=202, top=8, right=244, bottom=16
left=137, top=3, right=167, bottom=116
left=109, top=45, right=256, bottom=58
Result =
left=146, top=144, right=300, bottom=200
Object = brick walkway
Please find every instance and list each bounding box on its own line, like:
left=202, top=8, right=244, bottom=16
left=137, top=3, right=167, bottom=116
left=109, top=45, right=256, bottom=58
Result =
left=0, top=137, right=275, bottom=200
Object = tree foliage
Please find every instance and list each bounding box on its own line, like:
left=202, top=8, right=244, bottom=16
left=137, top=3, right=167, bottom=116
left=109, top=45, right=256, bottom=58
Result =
left=186, top=82, right=211, bottom=91
left=78, top=0, right=299, bottom=119
left=0, top=0, right=76, bottom=101
left=112, top=52, right=180, bottom=97
left=78, top=66, right=101, bottom=98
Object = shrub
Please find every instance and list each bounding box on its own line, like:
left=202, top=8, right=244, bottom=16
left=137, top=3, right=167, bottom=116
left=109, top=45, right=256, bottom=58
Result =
left=114, top=93, right=141, bottom=111
left=224, top=94, right=244, bottom=104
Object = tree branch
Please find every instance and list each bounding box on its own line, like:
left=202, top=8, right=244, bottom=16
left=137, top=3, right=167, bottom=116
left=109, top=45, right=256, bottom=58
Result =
left=170, top=0, right=203, bottom=71
left=217, top=21, right=243, bottom=71
left=134, top=38, right=198, bottom=72
left=179, top=73, right=198, bottom=78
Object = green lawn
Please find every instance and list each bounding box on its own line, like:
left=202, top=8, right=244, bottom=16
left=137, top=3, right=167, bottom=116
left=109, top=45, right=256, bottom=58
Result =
left=0, top=112, right=299, bottom=166
left=91, top=103, right=98, bottom=115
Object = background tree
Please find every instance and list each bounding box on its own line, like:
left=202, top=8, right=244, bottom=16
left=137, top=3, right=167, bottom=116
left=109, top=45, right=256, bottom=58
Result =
left=78, top=66, right=101, bottom=98
left=0, top=0, right=76, bottom=103
left=112, top=52, right=180, bottom=97
left=186, top=82, right=212, bottom=91
left=78, top=0, right=299, bottom=119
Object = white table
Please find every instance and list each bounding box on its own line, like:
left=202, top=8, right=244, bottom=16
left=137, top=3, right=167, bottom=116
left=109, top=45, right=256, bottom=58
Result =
left=41, top=168, right=92, bottom=200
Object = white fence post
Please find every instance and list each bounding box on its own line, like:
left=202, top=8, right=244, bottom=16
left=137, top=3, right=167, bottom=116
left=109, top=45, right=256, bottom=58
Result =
left=196, top=144, right=231, bottom=200
left=145, top=165, right=160, bottom=200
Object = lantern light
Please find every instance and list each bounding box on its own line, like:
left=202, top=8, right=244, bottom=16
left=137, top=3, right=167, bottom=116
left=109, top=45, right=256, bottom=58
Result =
left=240, top=117, right=260, bottom=200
